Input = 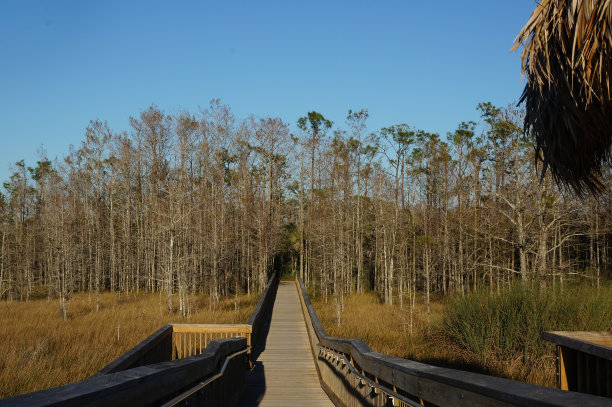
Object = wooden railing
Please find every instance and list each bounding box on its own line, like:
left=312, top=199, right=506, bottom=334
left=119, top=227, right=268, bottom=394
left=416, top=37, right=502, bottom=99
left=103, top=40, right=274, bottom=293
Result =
left=247, top=271, right=278, bottom=356
left=95, top=323, right=174, bottom=375
left=1, top=338, right=248, bottom=407
left=542, top=331, right=612, bottom=398
left=172, top=324, right=252, bottom=359
left=97, top=272, right=278, bottom=375
left=296, top=276, right=611, bottom=407
left=160, top=344, right=250, bottom=407
left=96, top=323, right=253, bottom=376
left=1, top=273, right=278, bottom=406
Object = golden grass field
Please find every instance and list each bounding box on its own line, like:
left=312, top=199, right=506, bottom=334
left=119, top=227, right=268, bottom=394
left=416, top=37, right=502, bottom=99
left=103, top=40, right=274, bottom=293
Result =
left=311, top=292, right=558, bottom=387
left=3, top=282, right=608, bottom=398
left=0, top=292, right=257, bottom=398
left=311, top=293, right=460, bottom=361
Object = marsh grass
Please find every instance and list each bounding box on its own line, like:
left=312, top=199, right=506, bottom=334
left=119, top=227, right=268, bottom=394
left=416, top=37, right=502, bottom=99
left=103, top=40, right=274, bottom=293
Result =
left=311, top=292, right=453, bottom=362
left=0, top=291, right=257, bottom=397
left=312, top=282, right=612, bottom=387
left=440, top=282, right=612, bottom=385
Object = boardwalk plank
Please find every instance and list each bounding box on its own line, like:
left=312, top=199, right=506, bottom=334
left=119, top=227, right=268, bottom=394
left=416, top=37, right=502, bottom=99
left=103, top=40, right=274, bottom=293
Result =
left=236, top=281, right=333, bottom=407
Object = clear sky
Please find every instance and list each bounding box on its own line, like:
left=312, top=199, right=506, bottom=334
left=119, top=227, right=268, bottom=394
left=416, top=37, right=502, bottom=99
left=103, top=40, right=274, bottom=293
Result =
left=0, top=0, right=537, bottom=185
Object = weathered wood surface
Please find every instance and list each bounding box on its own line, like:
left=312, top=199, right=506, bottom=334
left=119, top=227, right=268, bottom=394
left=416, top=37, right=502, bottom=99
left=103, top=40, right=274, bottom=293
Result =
left=96, top=273, right=277, bottom=376
left=541, top=331, right=612, bottom=361
left=0, top=273, right=279, bottom=405
left=172, top=323, right=252, bottom=359
left=542, top=331, right=612, bottom=397
left=95, top=324, right=173, bottom=375
left=235, top=280, right=333, bottom=407
left=249, top=272, right=279, bottom=353
left=0, top=338, right=247, bottom=407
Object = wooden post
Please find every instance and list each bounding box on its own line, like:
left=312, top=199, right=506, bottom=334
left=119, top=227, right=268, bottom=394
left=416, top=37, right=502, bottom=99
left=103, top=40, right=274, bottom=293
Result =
left=559, top=346, right=569, bottom=390
left=542, top=331, right=612, bottom=398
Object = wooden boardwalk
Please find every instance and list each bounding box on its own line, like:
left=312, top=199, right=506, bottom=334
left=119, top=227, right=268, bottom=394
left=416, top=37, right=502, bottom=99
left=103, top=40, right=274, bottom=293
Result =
left=235, top=281, right=333, bottom=407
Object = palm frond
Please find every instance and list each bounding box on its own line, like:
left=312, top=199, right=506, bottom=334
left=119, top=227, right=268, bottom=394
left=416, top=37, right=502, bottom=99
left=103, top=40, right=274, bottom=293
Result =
left=512, top=0, right=612, bottom=196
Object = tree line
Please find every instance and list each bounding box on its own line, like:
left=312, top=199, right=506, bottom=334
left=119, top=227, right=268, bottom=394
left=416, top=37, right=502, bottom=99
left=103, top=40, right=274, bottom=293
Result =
left=0, top=100, right=609, bottom=319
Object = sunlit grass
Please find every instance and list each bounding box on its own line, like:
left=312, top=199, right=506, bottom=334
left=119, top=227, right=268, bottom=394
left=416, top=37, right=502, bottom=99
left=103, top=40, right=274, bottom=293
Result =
left=312, top=282, right=612, bottom=388
left=311, top=292, right=455, bottom=363
left=440, top=282, right=612, bottom=385
left=0, top=291, right=257, bottom=398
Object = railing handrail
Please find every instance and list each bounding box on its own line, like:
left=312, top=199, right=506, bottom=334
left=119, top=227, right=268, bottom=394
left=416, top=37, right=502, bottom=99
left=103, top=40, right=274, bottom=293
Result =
left=96, top=272, right=278, bottom=375
left=541, top=331, right=612, bottom=361
left=0, top=338, right=247, bottom=407
left=171, top=323, right=252, bottom=333
left=1, top=273, right=280, bottom=405
left=95, top=323, right=173, bottom=376
left=296, top=275, right=611, bottom=407
left=248, top=271, right=278, bottom=326
left=319, top=345, right=422, bottom=407
left=247, top=271, right=278, bottom=355
left=160, top=346, right=250, bottom=407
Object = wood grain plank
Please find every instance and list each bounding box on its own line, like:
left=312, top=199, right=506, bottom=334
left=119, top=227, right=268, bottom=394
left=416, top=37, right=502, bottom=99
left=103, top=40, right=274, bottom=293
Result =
left=171, top=323, right=252, bottom=334
left=235, top=281, right=333, bottom=407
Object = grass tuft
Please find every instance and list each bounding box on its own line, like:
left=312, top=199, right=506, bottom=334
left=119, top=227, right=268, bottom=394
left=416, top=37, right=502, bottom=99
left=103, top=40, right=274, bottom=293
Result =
left=439, top=282, right=612, bottom=384
left=0, top=292, right=257, bottom=397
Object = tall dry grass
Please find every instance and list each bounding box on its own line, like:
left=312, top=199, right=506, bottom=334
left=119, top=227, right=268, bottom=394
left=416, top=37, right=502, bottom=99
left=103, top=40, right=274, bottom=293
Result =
left=312, top=282, right=612, bottom=388
left=440, top=282, right=612, bottom=386
left=0, top=292, right=257, bottom=398
left=311, top=293, right=454, bottom=363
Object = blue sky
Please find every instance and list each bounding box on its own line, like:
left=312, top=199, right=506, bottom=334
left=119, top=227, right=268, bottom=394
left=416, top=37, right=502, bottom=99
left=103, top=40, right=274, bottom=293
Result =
left=0, top=0, right=537, bottom=184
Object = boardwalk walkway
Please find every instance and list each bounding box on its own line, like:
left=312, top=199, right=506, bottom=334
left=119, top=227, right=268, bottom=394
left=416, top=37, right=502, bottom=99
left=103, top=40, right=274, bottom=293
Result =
left=235, top=281, right=333, bottom=407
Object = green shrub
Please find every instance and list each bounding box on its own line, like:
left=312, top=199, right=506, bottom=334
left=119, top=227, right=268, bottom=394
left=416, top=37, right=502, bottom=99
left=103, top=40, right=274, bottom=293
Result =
left=440, top=282, right=612, bottom=380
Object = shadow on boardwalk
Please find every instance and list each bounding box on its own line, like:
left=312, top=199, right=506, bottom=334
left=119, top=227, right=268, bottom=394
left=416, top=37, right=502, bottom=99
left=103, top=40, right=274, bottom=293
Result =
left=235, top=281, right=333, bottom=407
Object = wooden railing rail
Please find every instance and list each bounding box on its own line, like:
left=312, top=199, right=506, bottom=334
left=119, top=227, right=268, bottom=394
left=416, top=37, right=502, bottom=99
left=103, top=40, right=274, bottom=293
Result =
left=96, top=323, right=173, bottom=375
left=319, top=345, right=422, bottom=407
left=541, top=331, right=612, bottom=397
left=160, top=346, right=250, bottom=407
left=0, top=272, right=279, bottom=406
left=172, top=323, right=252, bottom=359
left=97, top=272, right=278, bottom=375
left=0, top=338, right=248, bottom=407
left=248, top=271, right=279, bottom=354
left=296, top=276, right=611, bottom=407
left=94, top=322, right=251, bottom=375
